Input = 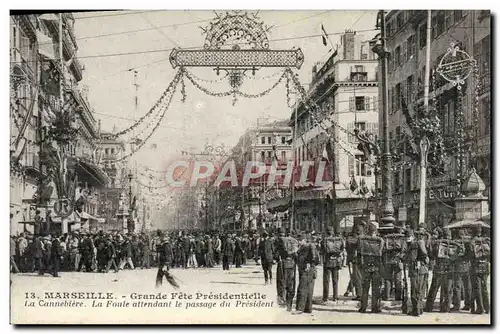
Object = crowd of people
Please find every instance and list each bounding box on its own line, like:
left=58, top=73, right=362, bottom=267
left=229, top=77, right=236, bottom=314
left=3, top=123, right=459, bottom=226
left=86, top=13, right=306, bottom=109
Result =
left=11, top=220, right=490, bottom=317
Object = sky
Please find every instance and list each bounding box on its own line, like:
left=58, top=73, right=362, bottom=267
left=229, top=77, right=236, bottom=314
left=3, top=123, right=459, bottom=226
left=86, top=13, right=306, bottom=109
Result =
left=73, top=10, right=378, bottom=171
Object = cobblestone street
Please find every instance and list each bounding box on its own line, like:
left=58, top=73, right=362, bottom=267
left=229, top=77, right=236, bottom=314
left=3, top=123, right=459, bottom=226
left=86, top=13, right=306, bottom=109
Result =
left=10, top=262, right=490, bottom=324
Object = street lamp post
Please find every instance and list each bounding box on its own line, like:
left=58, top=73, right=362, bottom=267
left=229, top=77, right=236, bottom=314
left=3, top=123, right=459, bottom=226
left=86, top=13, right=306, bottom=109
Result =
left=372, top=10, right=395, bottom=229
left=418, top=137, right=430, bottom=227
left=128, top=172, right=133, bottom=232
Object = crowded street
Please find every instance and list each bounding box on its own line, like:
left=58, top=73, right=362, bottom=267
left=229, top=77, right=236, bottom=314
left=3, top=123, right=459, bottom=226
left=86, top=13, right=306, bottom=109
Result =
left=11, top=259, right=490, bottom=324
left=10, top=10, right=491, bottom=325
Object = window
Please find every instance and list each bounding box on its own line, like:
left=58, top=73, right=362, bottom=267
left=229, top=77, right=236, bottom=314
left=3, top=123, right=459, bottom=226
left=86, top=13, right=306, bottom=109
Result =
left=348, top=156, right=355, bottom=177
left=395, top=46, right=401, bottom=67
left=404, top=169, right=411, bottom=192
left=267, top=137, right=272, bottom=144
left=480, top=97, right=490, bottom=136
left=281, top=136, right=286, bottom=144
left=395, top=83, right=401, bottom=110
left=397, top=12, right=404, bottom=30
left=445, top=10, right=453, bottom=30
left=111, top=148, right=115, bottom=154
left=402, top=41, right=408, bottom=64
left=360, top=45, right=367, bottom=60
left=354, top=65, right=365, bottom=72
left=12, top=26, right=16, bottom=49
left=405, top=75, right=413, bottom=103
left=436, top=11, right=445, bottom=37
left=105, top=148, right=109, bottom=155
left=355, top=155, right=369, bottom=177
left=261, top=137, right=265, bottom=144
left=355, top=96, right=365, bottom=111
left=281, top=151, right=286, bottom=162
left=355, top=122, right=366, bottom=131
left=260, top=151, right=265, bottom=161
left=419, top=23, right=427, bottom=49
left=407, top=35, right=416, bottom=60
left=431, top=15, right=437, bottom=39
left=267, top=151, right=273, bottom=159
left=454, top=10, right=463, bottom=22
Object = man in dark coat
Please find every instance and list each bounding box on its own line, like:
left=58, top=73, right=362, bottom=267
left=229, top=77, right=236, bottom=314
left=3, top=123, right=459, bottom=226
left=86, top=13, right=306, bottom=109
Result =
left=50, top=235, right=62, bottom=277
left=34, top=236, right=45, bottom=275
left=105, top=238, right=119, bottom=273
left=258, top=231, right=274, bottom=284
left=295, top=232, right=319, bottom=314
left=156, top=235, right=173, bottom=287
left=221, top=234, right=234, bottom=271
left=78, top=234, right=94, bottom=272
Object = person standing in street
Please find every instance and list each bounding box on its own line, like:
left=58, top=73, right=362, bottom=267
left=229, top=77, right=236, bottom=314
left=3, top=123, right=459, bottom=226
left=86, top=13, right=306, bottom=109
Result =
left=344, top=223, right=364, bottom=300
left=10, top=236, right=20, bottom=274
left=205, top=235, right=214, bottom=268
left=405, top=229, right=429, bottom=316
left=118, top=237, right=134, bottom=270
left=451, top=228, right=471, bottom=311
left=221, top=234, right=234, bottom=271
left=294, top=232, right=319, bottom=315
left=321, top=227, right=344, bottom=303
left=469, top=226, right=490, bottom=314
left=381, top=228, right=405, bottom=301
left=50, top=235, right=62, bottom=277
left=358, top=223, right=384, bottom=313
left=425, top=228, right=454, bottom=312
left=156, top=234, right=173, bottom=288
left=274, top=228, right=297, bottom=312
left=34, top=235, right=45, bottom=275
left=258, top=230, right=274, bottom=285
left=213, top=234, right=221, bottom=266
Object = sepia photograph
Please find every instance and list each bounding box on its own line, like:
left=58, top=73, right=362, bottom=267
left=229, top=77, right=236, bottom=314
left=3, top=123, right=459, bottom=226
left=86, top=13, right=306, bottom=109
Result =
left=8, top=8, right=491, bottom=325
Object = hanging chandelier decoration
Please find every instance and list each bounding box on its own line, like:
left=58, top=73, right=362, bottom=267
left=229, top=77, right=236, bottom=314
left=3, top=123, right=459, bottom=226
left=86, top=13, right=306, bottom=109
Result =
left=169, top=10, right=304, bottom=102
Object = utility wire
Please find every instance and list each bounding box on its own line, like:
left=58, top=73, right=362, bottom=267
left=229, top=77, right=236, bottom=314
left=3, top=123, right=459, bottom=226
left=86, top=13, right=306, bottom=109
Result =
left=74, top=10, right=164, bottom=20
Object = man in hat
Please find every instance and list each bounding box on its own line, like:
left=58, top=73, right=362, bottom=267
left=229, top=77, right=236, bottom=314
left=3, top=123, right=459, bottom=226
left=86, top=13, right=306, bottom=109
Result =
left=451, top=228, right=471, bottom=311
left=50, top=235, right=62, bottom=277
left=294, top=232, right=319, bottom=314
left=156, top=234, right=173, bottom=287
left=221, top=233, right=234, bottom=271
left=344, top=222, right=364, bottom=299
left=425, top=228, right=454, bottom=312
left=469, top=226, right=490, bottom=314
left=258, top=230, right=274, bottom=285
left=358, top=222, right=384, bottom=313
left=105, top=237, right=119, bottom=273
left=274, top=227, right=297, bottom=312
left=321, top=227, right=344, bottom=303
left=404, top=228, right=429, bottom=316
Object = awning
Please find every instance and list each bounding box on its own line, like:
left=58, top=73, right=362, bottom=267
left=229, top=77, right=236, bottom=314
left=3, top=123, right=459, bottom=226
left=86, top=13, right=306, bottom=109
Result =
left=445, top=220, right=490, bottom=229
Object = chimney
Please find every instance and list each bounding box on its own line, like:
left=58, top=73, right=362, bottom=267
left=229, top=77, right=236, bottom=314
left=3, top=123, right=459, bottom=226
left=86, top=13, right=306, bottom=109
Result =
left=342, top=30, right=356, bottom=60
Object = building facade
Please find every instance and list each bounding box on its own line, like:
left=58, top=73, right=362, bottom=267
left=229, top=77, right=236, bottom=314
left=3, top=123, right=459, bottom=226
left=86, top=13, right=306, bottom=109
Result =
left=384, top=10, right=491, bottom=228
left=10, top=14, right=109, bottom=235
left=289, top=30, right=379, bottom=233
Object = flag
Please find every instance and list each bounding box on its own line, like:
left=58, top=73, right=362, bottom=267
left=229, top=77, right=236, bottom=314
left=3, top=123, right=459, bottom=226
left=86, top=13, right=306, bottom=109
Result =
left=36, top=31, right=55, bottom=59
left=39, top=13, right=59, bottom=22
left=321, top=24, right=329, bottom=46
left=349, top=176, right=358, bottom=192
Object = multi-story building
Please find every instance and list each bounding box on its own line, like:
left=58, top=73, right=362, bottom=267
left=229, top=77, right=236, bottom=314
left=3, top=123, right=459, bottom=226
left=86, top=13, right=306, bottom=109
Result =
left=384, top=10, right=491, bottom=227
left=214, top=119, right=293, bottom=231
left=95, top=133, right=128, bottom=232
left=289, top=30, right=379, bottom=233
left=10, top=13, right=109, bottom=235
